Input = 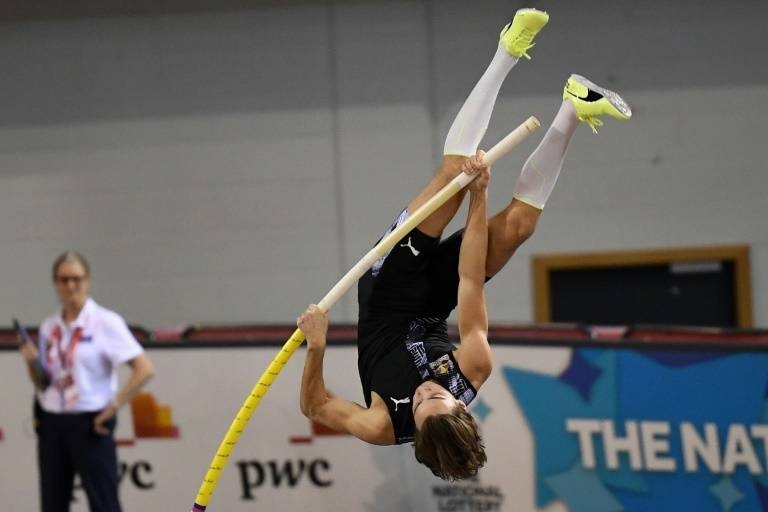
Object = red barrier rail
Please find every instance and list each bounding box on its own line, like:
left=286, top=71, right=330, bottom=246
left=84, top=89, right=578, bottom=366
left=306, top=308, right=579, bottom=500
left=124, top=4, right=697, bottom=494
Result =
left=2, top=323, right=767, bottom=347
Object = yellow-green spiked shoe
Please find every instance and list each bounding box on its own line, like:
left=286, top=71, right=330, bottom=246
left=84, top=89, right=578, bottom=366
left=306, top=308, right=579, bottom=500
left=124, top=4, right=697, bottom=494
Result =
left=499, top=8, right=550, bottom=60
left=563, top=74, right=632, bottom=133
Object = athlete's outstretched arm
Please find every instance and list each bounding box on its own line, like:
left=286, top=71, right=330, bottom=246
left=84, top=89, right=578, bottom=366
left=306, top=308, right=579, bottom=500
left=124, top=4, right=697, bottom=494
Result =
left=298, top=305, right=393, bottom=445
left=454, top=153, right=492, bottom=389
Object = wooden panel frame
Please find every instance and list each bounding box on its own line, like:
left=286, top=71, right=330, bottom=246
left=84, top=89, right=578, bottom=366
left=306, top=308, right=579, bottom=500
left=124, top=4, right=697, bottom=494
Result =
left=532, top=244, right=753, bottom=327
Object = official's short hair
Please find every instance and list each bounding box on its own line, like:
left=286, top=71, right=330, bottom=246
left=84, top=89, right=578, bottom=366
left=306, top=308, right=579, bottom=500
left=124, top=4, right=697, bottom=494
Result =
left=52, top=251, right=90, bottom=280
left=413, top=405, right=486, bottom=481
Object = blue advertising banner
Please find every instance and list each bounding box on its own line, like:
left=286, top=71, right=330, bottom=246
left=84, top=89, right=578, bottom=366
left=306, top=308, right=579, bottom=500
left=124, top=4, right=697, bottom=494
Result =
left=504, top=348, right=768, bottom=512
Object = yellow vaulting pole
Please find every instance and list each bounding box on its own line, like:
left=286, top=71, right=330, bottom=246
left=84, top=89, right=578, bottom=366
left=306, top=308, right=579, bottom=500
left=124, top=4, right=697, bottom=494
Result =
left=190, top=115, right=540, bottom=511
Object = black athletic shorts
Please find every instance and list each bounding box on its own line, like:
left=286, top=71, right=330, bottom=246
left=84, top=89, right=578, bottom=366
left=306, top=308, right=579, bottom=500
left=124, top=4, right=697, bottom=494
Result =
left=358, top=208, right=464, bottom=322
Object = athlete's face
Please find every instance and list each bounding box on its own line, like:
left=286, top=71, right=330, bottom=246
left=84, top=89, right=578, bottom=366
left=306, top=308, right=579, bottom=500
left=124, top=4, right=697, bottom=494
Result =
left=412, top=380, right=465, bottom=429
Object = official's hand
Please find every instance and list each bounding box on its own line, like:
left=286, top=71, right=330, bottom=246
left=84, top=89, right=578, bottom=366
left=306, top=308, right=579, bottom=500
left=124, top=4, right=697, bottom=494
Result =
left=93, top=405, right=117, bottom=436
left=19, top=341, right=39, bottom=364
left=297, top=304, right=328, bottom=350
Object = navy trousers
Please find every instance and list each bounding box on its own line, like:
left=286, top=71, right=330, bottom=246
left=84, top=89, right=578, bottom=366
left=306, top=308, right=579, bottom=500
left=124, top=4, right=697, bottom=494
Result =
left=37, top=409, right=121, bottom=512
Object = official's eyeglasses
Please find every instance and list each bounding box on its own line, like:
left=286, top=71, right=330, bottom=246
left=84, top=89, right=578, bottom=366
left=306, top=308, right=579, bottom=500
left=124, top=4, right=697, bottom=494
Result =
left=55, top=275, right=88, bottom=285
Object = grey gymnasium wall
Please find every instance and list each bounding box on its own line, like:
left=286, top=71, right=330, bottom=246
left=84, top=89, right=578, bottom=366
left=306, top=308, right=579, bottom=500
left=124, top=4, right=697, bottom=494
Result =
left=1, top=0, right=766, bottom=328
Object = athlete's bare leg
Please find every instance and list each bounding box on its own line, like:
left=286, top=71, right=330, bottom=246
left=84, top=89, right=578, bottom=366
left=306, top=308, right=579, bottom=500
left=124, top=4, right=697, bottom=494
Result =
left=406, top=156, right=469, bottom=238
left=486, top=199, right=540, bottom=277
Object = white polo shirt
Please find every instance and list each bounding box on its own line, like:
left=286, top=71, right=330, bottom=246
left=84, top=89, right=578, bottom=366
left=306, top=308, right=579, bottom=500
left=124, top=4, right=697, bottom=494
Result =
left=36, top=298, right=144, bottom=413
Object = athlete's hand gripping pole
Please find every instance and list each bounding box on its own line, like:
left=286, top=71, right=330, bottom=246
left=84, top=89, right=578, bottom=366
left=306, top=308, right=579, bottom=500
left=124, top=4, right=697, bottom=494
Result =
left=191, top=115, right=540, bottom=511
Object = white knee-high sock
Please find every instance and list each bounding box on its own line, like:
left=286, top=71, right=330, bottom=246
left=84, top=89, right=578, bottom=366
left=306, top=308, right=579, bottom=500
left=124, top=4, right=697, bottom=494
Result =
left=443, top=45, right=519, bottom=157
left=512, top=100, right=579, bottom=209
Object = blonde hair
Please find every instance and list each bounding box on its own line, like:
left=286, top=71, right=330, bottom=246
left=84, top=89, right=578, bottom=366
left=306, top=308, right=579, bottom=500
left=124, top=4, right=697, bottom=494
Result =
left=52, top=251, right=90, bottom=280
